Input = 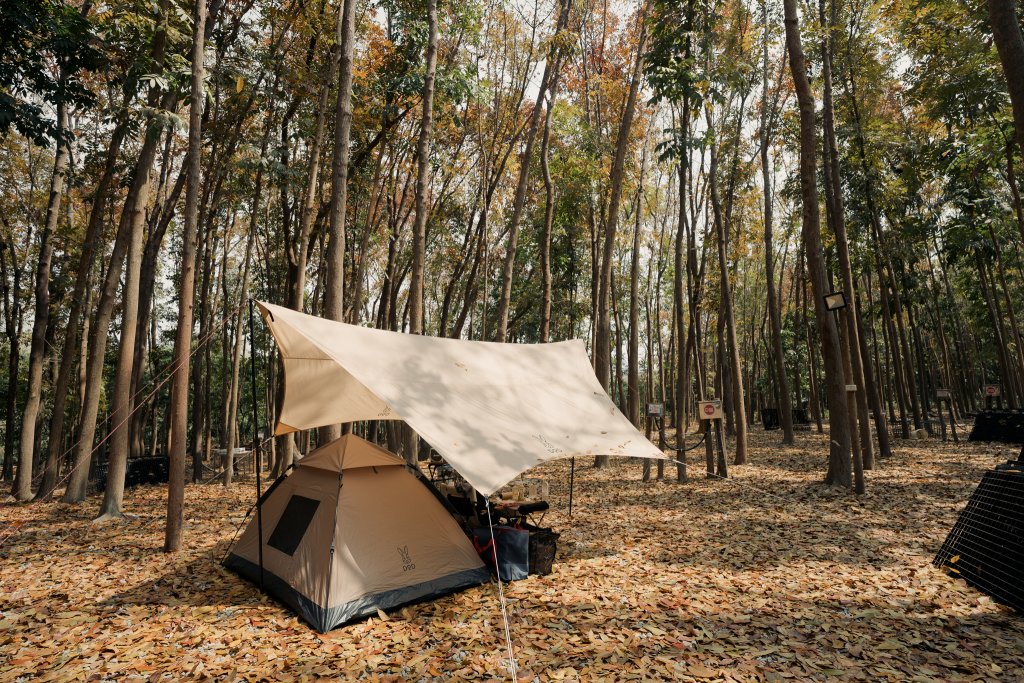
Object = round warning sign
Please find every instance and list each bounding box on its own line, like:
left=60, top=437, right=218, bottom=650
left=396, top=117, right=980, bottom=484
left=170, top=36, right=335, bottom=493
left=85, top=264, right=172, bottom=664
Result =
left=983, top=384, right=1001, bottom=397
left=697, top=399, right=723, bottom=420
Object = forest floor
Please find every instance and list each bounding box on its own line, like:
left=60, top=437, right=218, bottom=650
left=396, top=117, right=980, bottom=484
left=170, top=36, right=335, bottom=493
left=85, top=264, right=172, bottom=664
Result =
left=1, top=427, right=1023, bottom=682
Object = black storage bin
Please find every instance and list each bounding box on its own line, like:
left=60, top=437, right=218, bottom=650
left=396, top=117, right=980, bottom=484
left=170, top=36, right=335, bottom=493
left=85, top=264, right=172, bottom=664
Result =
left=528, top=528, right=560, bottom=575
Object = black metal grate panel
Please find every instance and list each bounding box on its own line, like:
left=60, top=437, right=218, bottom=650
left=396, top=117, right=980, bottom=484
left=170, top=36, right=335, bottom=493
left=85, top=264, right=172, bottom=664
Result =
left=934, top=464, right=1024, bottom=614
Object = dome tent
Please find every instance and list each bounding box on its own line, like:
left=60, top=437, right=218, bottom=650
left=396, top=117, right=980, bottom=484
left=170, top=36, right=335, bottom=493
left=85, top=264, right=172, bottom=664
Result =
left=224, top=434, right=490, bottom=632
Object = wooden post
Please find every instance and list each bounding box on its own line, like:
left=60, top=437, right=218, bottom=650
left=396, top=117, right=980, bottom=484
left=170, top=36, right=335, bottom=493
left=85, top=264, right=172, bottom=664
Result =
left=704, top=420, right=715, bottom=478
left=937, top=389, right=954, bottom=443
left=937, top=398, right=948, bottom=442
left=714, top=419, right=729, bottom=479
left=947, top=398, right=959, bottom=444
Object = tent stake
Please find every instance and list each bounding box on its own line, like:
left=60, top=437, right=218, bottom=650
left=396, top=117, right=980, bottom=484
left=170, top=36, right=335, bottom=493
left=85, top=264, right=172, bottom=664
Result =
left=568, top=457, right=575, bottom=519
left=248, top=299, right=265, bottom=590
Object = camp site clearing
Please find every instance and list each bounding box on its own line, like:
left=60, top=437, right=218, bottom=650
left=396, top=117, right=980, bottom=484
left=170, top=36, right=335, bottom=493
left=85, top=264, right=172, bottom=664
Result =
left=2, top=429, right=1022, bottom=682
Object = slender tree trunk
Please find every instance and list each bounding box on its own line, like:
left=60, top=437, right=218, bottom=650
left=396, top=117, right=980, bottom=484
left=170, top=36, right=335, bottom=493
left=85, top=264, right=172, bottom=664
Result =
left=709, top=135, right=748, bottom=464
left=594, top=5, right=647, bottom=468
left=96, top=143, right=152, bottom=519
left=409, top=0, right=438, bottom=337
left=224, top=235, right=253, bottom=487
left=165, top=0, right=206, bottom=550
left=321, top=0, right=356, bottom=443
left=819, top=0, right=871, bottom=479
left=494, top=0, right=571, bottom=340
left=784, top=0, right=852, bottom=487
left=759, top=31, right=793, bottom=445
left=627, top=161, right=646, bottom=428
left=539, top=60, right=564, bottom=343
left=403, top=0, right=439, bottom=464
left=13, top=102, right=69, bottom=500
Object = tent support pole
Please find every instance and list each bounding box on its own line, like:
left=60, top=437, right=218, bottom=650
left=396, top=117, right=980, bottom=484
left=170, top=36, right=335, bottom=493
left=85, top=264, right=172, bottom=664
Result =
left=248, top=298, right=265, bottom=590
left=568, top=457, right=575, bottom=520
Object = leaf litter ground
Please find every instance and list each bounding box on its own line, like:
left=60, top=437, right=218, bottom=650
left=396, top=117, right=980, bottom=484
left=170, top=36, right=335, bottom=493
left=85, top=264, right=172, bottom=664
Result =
left=2, top=429, right=1023, bottom=682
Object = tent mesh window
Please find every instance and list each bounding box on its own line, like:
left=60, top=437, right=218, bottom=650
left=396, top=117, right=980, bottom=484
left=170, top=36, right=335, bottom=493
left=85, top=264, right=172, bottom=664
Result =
left=933, top=463, right=1024, bottom=613
left=267, top=495, right=321, bottom=556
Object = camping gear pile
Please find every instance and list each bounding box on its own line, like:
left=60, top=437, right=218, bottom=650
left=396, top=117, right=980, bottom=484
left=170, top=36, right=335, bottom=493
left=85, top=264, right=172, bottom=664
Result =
left=934, top=456, right=1024, bottom=613
left=224, top=302, right=666, bottom=633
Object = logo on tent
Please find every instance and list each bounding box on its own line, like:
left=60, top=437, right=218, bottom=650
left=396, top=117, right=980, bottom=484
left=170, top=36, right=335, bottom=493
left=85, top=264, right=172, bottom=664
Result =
left=398, top=545, right=416, bottom=572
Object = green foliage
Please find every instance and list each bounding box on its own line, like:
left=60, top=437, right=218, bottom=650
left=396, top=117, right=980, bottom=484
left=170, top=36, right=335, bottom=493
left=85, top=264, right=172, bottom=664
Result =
left=0, top=0, right=102, bottom=145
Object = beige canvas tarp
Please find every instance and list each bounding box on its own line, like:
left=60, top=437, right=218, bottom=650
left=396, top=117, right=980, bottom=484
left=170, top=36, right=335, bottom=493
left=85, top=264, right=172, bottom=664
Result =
left=258, top=301, right=666, bottom=495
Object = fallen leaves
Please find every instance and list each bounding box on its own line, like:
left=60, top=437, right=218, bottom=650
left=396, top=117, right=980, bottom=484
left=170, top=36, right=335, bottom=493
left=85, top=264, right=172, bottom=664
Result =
left=1, top=429, right=1023, bottom=681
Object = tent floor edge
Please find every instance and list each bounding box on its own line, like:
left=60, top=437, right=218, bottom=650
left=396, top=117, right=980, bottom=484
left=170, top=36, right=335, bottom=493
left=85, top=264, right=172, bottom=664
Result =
left=324, top=565, right=493, bottom=628
left=224, top=554, right=491, bottom=632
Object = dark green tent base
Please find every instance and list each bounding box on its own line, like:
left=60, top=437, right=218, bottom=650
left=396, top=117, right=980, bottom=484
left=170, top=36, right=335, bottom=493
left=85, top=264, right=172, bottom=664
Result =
left=224, top=553, right=491, bottom=632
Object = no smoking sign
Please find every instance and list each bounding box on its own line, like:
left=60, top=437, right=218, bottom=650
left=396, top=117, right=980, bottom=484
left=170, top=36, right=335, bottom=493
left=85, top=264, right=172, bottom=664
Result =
left=698, top=399, right=723, bottom=421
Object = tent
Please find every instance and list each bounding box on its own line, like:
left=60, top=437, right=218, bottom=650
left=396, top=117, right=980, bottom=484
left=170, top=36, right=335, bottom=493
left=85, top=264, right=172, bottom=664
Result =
left=255, top=301, right=666, bottom=495
left=224, top=434, right=491, bottom=632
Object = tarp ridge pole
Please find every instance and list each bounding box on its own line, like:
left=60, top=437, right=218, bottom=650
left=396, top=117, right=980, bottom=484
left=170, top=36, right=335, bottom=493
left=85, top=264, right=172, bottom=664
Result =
left=248, top=298, right=265, bottom=590
left=485, top=499, right=518, bottom=679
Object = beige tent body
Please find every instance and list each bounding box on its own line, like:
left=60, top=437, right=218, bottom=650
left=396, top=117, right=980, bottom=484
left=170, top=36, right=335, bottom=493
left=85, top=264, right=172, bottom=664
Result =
left=257, top=301, right=666, bottom=495
left=225, top=434, right=490, bottom=631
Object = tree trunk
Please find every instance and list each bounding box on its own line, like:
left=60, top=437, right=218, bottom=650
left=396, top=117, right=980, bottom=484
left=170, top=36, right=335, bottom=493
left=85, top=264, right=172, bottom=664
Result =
left=759, top=13, right=793, bottom=445
left=708, top=135, right=748, bottom=465
left=818, top=0, right=871, bottom=479
left=627, top=171, right=645, bottom=428
left=594, top=5, right=647, bottom=468
left=96, top=140, right=152, bottom=519
left=783, top=0, right=852, bottom=487
left=410, top=0, right=438, bottom=338
left=539, top=50, right=565, bottom=343
left=494, top=0, right=571, bottom=340
left=987, top=0, right=1024, bottom=161
left=13, top=102, right=69, bottom=500
left=321, top=0, right=356, bottom=443
left=165, top=0, right=206, bottom=550
left=224, top=234, right=253, bottom=487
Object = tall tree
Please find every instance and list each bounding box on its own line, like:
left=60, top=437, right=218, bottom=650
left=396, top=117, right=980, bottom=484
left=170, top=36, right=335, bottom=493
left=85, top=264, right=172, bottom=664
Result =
left=410, top=0, right=439, bottom=336
left=594, top=3, right=648, bottom=468
left=165, top=0, right=207, bottom=548
left=758, top=0, right=794, bottom=446
left=321, top=0, right=356, bottom=444
left=783, top=0, right=852, bottom=487
left=13, top=99, right=68, bottom=500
